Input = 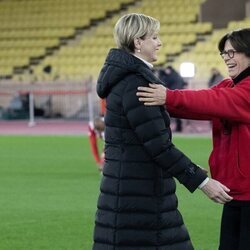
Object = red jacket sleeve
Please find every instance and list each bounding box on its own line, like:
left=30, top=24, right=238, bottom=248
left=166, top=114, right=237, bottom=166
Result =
left=167, top=105, right=213, bottom=120
left=166, top=78, right=250, bottom=123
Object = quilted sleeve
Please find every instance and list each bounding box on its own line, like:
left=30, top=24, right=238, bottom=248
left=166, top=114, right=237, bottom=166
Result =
left=122, top=76, right=207, bottom=192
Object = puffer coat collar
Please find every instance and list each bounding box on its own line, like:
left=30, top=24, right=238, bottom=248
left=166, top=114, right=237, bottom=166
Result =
left=97, top=48, right=162, bottom=98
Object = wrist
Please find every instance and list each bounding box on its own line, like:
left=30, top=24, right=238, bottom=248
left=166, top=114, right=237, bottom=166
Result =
left=199, top=177, right=209, bottom=189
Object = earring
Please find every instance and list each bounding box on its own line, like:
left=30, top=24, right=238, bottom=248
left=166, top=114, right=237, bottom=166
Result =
left=137, top=49, right=141, bottom=53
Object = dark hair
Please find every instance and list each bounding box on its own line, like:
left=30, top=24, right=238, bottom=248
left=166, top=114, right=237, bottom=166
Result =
left=218, top=28, right=250, bottom=57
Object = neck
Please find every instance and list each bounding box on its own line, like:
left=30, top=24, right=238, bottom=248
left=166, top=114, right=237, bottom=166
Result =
left=132, top=54, right=153, bottom=69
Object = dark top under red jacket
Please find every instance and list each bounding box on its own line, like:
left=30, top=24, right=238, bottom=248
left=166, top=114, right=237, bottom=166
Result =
left=166, top=67, right=250, bottom=201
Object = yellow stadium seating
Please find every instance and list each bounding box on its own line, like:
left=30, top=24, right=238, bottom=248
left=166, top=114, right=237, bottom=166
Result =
left=0, top=0, right=248, bottom=84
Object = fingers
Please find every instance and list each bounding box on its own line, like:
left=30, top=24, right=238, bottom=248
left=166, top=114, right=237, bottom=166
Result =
left=144, top=101, right=159, bottom=106
left=220, top=183, right=230, bottom=193
left=210, top=187, right=233, bottom=204
left=216, top=191, right=232, bottom=203
left=148, top=83, right=158, bottom=88
left=137, top=98, right=158, bottom=106
left=137, top=86, right=155, bottom=94
left=211, top=191, right=233, bottom=204
left=211, top=197, right=224, bottom=204
left=138, top=97, right=153, bottom=103
left=220, top=188, right=233, bottom=202
left=201, top=179, right=233, bottom=204
left=137, top=97, right=162, bottom=106
left=136, top=87, right=161, bottom=105
left=137, top=92, right=153, bottom=98
left=219, top=184, right=233, bottom=202
left=137, top=83, right=162, bottom=95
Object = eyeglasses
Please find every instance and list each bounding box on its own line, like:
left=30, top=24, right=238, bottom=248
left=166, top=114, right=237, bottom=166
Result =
left=220, top=49, right=238, bottom=59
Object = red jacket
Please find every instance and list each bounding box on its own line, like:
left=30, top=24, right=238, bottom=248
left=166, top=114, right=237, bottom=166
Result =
left=166, top=68, right=250, bottom=200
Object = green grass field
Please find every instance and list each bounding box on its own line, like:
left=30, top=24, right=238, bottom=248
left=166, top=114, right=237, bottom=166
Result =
left=0, top=135, right=222, bottom=250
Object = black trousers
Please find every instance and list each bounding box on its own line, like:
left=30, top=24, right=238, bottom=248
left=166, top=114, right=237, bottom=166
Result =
left=219, top=203, right=250, bottom=250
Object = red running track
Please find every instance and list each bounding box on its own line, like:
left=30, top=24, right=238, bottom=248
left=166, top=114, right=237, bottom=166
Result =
left=0, top=120, right=89, bottom=135
left=0, top=119, right=211, bottom=136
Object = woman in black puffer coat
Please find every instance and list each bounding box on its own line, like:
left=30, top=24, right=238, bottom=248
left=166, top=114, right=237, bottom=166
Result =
left=93, top=13, right=208, bottom=250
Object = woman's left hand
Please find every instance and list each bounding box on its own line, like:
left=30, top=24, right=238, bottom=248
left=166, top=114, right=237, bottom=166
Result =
left=137, top=83, right=166, bottom=106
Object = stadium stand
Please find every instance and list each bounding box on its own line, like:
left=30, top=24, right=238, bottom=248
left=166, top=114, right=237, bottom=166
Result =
left=0, top=0, right=248, bottom=84
left=26, top=0, right=214, bottom=82
left=173, top=17, right=250, bottom=81
left=0, top=0, right=248, bottom=121
left=0, top=0, right=137, bottom=80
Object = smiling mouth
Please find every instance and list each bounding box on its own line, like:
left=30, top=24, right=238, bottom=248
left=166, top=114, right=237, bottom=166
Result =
left=227, top=64, right=236, bottom=69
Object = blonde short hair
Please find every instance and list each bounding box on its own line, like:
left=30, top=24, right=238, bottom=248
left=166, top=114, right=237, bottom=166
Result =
left=114, top=13, right=160, bottom=53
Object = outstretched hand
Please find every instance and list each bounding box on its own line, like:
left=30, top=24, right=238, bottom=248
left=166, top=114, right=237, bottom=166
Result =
left=200, top=179, right=233, bottom=204
left=137, top=83, right=166, bottom=106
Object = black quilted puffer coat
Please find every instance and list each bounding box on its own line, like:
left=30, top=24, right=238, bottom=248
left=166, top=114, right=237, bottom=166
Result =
left=93, top=48, right=207, bottom=250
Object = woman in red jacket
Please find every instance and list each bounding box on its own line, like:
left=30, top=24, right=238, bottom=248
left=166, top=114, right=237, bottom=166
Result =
left=137, top=28, right=250, bottom=250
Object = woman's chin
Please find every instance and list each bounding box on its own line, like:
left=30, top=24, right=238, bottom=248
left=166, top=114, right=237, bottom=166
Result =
left=228, top=68, right=239, bottom=79
left=151, top=57, right=157, bottom=63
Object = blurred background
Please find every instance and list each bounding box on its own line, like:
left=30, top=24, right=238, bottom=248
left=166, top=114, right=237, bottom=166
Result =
left=0, top=0, right=249, bottom=125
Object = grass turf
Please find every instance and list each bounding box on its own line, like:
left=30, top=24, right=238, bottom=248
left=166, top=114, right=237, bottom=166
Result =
left=0, top=135, right=222, bottom=250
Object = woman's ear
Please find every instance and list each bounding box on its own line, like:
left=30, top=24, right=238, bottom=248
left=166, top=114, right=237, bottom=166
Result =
left=134, top=38, right=141, bottom=53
